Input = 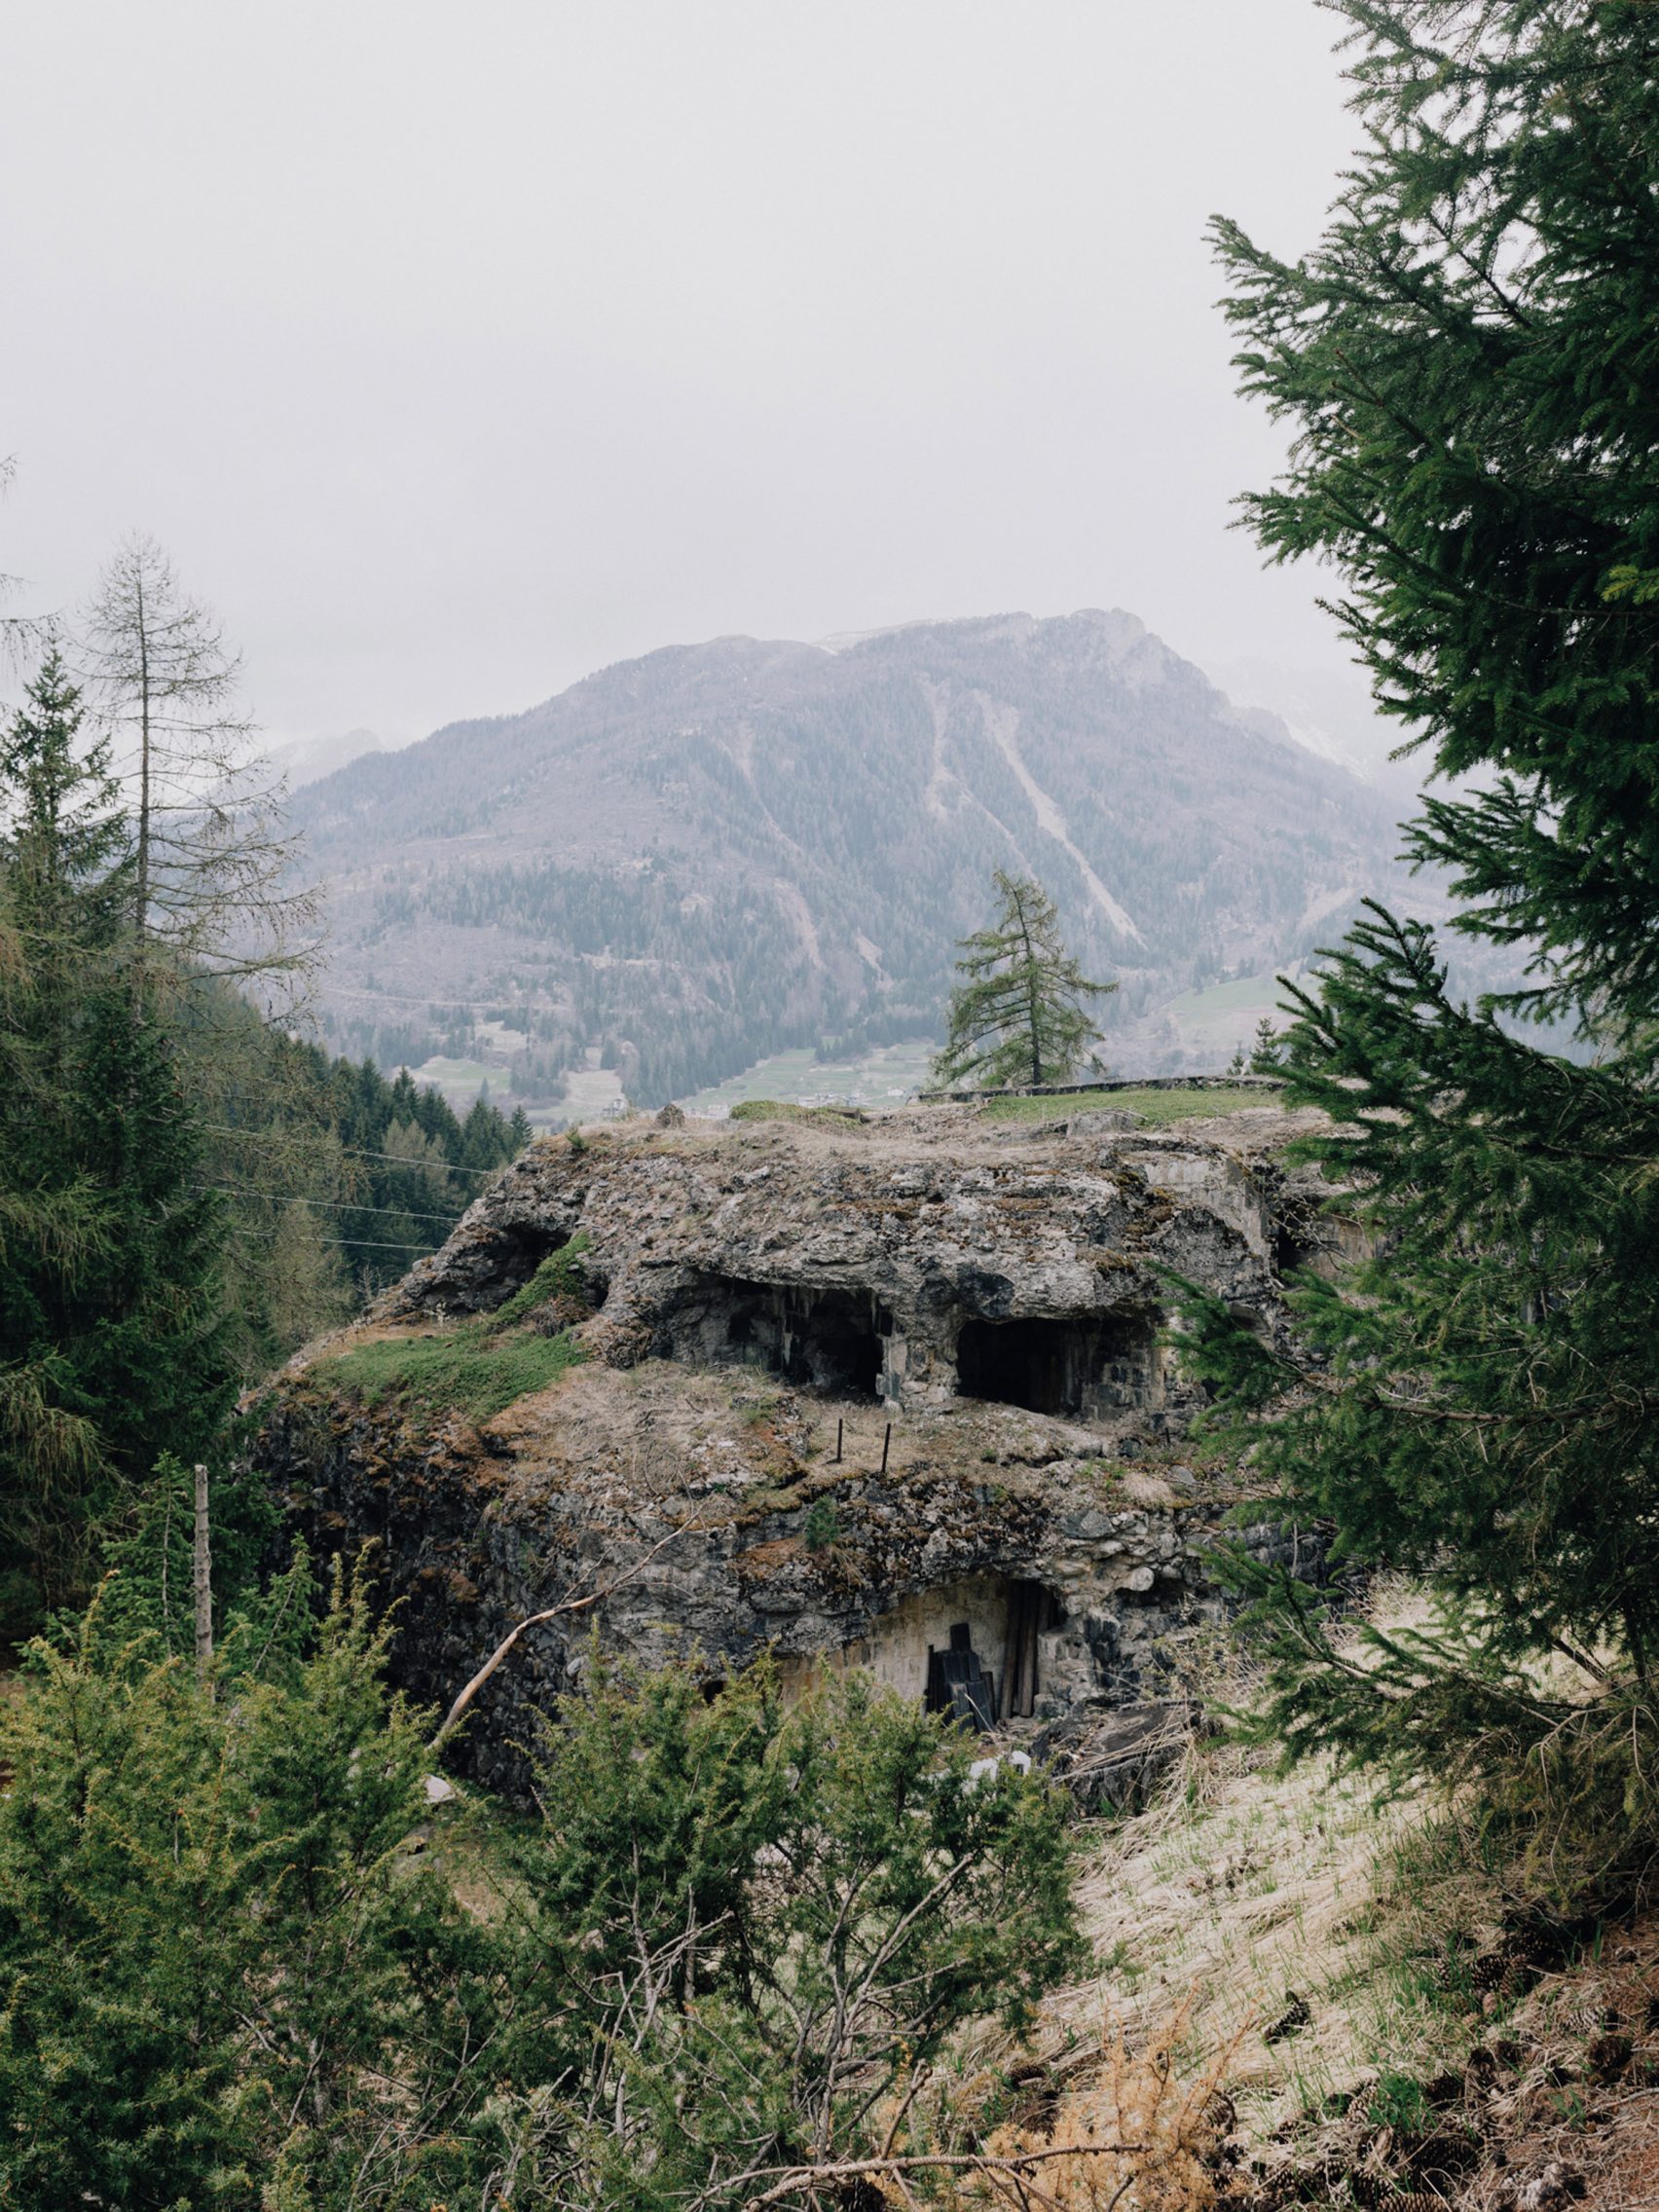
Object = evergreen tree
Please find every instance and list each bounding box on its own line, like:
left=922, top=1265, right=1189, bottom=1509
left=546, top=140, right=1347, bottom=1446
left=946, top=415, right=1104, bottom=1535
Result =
left=0, top=655, right=235, bottom=1618
left=0, top=1573, right=504, bottom=2207
left=931, top=869, right=1115, bottom=1088
left=0, top=1613, right=1079, bottom=2208
left=1185, top=0, right=1659, bottom=1849
left=1247, top=1014, right=1283, bottom=1073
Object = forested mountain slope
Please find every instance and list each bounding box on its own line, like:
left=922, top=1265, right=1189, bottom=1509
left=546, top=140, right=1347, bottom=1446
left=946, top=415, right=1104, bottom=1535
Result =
left=295, top=610, right=1410, bottom=1103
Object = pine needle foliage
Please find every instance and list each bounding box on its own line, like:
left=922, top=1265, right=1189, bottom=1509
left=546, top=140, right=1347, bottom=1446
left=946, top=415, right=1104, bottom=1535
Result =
left=488, top=1648, right=1084, bottom=2209
left=1210, top=0, right=1659, bottom=1026
left=933, top=869, right=1116, bottom=1088
left=1181, top=0, right=1659, bottom=1851
left=0, top=1617, right=1083, bottom=2209
left=0, top=1569, right=507, bottom=2208
left=0, top=654, right=237, bottom=1620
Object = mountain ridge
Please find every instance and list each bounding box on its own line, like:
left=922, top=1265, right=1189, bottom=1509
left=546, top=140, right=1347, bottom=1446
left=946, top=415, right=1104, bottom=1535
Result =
left=293, top=609, right=1412, bottom=1105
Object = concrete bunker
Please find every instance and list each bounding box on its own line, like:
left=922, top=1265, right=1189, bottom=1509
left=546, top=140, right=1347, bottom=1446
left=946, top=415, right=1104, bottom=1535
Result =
left=954, top=1311, right=1159, bottom=1420
left=672, top=1274, right=892, bottom=1399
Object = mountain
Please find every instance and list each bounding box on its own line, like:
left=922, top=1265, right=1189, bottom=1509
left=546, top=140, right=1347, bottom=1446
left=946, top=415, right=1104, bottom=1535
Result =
left=293, top=609, right=1415, bottom=1105
left=271, top=726, right=386, bottom=789
left=1200, top=656, right=1419, bottom=796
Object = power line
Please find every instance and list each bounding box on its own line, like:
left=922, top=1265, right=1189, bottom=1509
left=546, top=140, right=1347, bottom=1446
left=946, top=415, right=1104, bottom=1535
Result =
left=191, top=1184, right=462, bottom=1227
left=223, top=1227, right=440, bottom=1255
left=201, top=1124, right=512, bottom=1178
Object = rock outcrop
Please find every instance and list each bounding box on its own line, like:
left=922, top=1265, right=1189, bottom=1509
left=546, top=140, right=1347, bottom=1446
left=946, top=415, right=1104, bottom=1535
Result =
left=255, top=1102, right=1340, bottom=1792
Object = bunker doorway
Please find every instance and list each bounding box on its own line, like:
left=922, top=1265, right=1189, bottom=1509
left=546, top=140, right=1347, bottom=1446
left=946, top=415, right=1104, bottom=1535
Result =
left=925, top=1623, right=997, bottom=1732
left=684, top=1276, right=890, bottom=1399
left=954, top=1313, right=1155, bottom=1419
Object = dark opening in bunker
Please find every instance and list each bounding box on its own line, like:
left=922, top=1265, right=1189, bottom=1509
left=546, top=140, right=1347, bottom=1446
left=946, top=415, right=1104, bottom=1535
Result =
left=954, top=1312, right=1156, bottom=1419
left=470, top=1227, right=583, bottom=1315
left=680, top=1275, right=889, bottom=1399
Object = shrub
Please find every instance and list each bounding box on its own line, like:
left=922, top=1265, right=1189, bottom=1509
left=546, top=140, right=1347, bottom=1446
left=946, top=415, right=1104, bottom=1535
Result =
left=802, top=1497, right=841, bottom=1550
left=0, top=1574, right=508, bottom=2207
left=491, top=1651, right=1086, bottom=2206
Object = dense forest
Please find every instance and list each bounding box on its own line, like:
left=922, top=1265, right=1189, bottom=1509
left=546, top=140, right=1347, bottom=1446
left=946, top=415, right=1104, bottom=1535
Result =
left=0, top=611, right=524, bottom=1642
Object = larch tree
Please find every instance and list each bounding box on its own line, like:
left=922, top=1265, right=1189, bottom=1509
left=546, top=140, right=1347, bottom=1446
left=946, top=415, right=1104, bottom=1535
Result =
left=81, top=532, right=318, bottom=1010
left=932, top=868, right=1116, bottom=1089
left=0, top=455, right=51, bottom=676
left=1180, top=0, right=1659, bottom=1852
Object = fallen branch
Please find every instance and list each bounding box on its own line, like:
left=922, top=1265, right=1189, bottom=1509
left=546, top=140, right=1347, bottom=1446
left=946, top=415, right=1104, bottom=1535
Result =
left=428, top=1525, right=684, bottom=1750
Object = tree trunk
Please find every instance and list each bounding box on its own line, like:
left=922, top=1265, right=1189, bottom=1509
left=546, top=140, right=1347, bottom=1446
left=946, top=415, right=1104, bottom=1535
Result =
left=134, top=568, right=151, bottom=943
left=1013, top=885, right=1042, bottom=1085
left=193, top=1460, right=212, bottom=1694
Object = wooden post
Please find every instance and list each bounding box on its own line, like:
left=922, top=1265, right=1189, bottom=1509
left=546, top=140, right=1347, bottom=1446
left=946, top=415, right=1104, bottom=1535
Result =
left=834, top=1418, right=843, bottom=1465
left=879, top=1422, right=891, bottom=1476
left=193, top=1461, right=212, bottom=1694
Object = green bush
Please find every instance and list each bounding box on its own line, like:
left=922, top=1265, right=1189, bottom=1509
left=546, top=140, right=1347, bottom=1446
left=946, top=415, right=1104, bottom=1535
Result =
left=0, top=1606, right=1084, bottom=2210
left=801, top=1497, right=841, bottom=1550
left=491, top=1649, right=1085, bottom=2207
left=0, top=1574, right=507, bottom=2208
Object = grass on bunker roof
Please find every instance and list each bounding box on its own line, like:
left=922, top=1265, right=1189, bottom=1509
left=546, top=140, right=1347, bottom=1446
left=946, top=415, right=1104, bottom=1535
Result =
left=313, top=1326, right=584, bottom=1425
left=980, top=1086, right=1282, bottom=1126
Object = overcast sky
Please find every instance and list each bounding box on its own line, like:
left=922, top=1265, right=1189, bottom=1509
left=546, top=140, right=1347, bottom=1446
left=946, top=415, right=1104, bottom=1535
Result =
left=3, top=2, right=1363, bottom=752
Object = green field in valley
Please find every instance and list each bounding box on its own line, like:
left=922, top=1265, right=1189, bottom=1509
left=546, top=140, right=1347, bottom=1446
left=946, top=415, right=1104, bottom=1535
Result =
left=682, top=1038, right=939, bottom=1114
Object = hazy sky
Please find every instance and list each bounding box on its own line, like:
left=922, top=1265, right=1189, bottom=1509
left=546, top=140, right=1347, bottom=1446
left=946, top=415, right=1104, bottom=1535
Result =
left=3, top=3, right=1363, bottom=752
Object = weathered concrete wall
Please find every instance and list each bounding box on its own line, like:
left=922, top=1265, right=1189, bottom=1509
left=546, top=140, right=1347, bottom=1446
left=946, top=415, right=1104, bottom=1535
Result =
left=256, top=1103, right=1343, bottom=1793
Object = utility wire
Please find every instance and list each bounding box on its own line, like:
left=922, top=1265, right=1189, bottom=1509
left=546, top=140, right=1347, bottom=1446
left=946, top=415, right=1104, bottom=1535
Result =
left=223, top=1228, right=440, bottom=1255
left=191, top=1184, right=462, bottom=1227
left=201, top=1124, right=513, bottom=1178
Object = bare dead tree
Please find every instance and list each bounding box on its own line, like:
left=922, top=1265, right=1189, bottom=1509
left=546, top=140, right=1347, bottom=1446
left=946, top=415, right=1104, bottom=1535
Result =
left=79, top=533, right=320, bottom=1013
left=0, top=456, right=52, bottom=680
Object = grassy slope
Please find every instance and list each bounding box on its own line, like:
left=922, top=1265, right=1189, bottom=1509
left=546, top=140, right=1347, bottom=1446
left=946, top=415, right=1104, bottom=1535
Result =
left=313, top=1247, right=593, bottom=1424
left=315, top=1330, right=582, bottom=1424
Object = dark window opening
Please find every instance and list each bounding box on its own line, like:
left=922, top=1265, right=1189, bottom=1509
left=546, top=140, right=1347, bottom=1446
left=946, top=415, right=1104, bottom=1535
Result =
left=955, top=1312, right=1155, bottom=1419
left=678, top=1276, right=888, bottom=1399
left=463, top=1227, right=573, bottom=1314
left=1272, top=1225, right=1322, bottom=1278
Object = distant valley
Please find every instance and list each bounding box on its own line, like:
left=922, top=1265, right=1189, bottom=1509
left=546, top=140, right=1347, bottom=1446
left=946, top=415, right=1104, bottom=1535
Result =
left=292, top=609, right=1424, bottom=1111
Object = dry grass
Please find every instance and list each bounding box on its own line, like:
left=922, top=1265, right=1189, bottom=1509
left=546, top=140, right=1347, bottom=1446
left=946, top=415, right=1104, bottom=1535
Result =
left=977, top=1995, right=1248, bottom=2211
left=1044, top=1741, right=1404, bottom=2127
left=1028, top=1687, right=1572, bottom=2150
